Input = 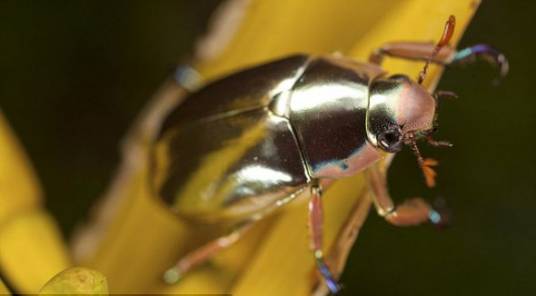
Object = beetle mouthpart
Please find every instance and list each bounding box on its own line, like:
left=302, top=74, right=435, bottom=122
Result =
left=420, top=158, right=438, bottom=188
left=405, top=135, right=438, bottom=188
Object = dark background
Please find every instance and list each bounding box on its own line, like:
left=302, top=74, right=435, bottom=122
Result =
left=1, top=1, right=534, bottom=295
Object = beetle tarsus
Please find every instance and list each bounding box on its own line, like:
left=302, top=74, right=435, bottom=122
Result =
left=315, top=251, right=342, bottom=294
left=428, top=208, right=443, bottom=225
left=451, top=44, right=509, bottom=79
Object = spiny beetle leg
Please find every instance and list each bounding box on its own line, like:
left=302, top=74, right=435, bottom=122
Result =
left=309, top=183, right=341, bottom=294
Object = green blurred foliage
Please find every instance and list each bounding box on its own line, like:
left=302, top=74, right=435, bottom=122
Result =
left=0, top=1, right=534, bottom=295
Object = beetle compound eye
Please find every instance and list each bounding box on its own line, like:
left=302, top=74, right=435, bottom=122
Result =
left=377, top=127, right=403, bottom=153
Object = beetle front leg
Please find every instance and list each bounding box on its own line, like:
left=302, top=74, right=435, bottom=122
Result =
left=163, top=221, right=254, bottom=284
left=369, top=41, right=508, bottom=77
left=365, top=163, right=443, bottom=226
left=309, top=181, right=341, bottom=294
left=369, top=42, right=455, bottom=65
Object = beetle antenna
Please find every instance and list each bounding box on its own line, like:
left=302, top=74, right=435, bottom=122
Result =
left=418, top=15, right=456, bottom=84
left=433, top=90, right=458, bottom=101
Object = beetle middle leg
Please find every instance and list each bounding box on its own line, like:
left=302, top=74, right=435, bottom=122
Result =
left=368, top=41, right=508, bottom=77
left=365, top=162, right=443, bottom=226
left=309, top=181, right=341, bottom=294
left=163, top=221, right=254, bottom=284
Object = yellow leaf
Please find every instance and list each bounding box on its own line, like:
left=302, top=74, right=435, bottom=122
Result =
left=39, top=267, right=108, bottom=295
left=0, top=210, right=71, bottom=294
left=0, top=112, right=72, bottom=294
left=0, top=278, right=11, bottom=295
left=0, top=112, right=42, bottom=223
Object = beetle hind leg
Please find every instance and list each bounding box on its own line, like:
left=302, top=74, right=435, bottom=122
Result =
left=163, top=221, right=254, bottom=284
left=309, top=182, right=341, bottom=294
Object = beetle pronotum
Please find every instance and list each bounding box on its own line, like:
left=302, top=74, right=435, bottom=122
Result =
left=150, top=15, right=508, bottom=294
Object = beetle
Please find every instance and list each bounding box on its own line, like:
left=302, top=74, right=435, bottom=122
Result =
left=150, top=16, right=508, bottom=294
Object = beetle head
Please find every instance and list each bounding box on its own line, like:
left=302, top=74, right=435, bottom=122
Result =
left=366, top=74, right=436, bottom=152
left=366, top=74, right=442, bottom=187
left=365, top=15, right=458, bottom=188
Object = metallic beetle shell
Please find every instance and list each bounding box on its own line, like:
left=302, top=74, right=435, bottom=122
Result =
left=151, top=54, right=385, bottom=224
left=284, top=57, right=385, bottom=178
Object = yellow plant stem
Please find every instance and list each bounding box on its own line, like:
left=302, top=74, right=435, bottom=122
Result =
left=0, top=113, right=41, bottom=224
left=0, top=210, right=70, bottom=294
